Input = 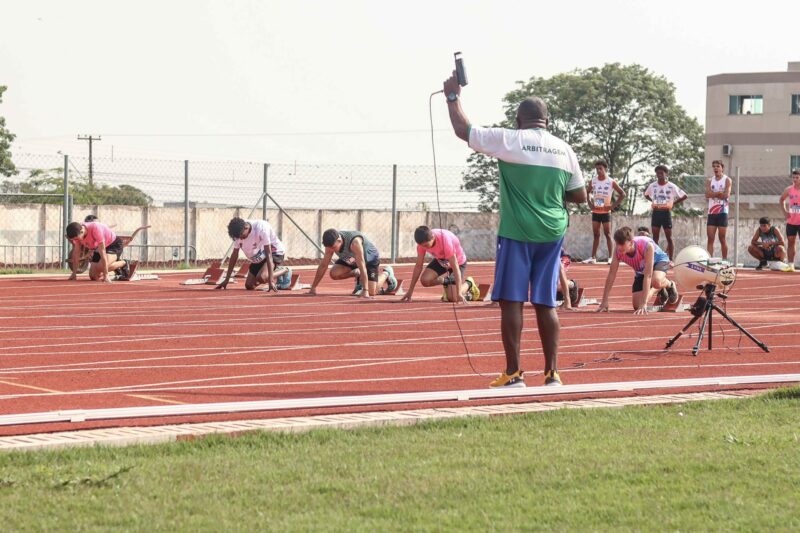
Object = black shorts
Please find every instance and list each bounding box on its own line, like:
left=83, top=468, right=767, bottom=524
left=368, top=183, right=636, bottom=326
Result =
left=248, top=254, right=285, bottom=277
left=335, top=258, right=380, bottom=282
left=632, top=261, right=670, bottom=292
left=651, top=210, right=672, bottom=229
left=591, top=212, right=611, bottom=224
left=91, top=237, right=124, bottom=263
left=707, top=213, right=728, bottom=227
left=762, top=248, right=777, bottom=261
left=787, top=224, right=800, bottom=237
left=427, top=259, right=467, bottom=279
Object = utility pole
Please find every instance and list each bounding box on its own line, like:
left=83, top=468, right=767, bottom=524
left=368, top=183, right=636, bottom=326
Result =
left=77, top=135, right=101, bottom=187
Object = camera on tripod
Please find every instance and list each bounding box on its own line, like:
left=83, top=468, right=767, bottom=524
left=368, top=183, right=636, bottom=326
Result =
left=666, top=246, right=768, bottom=356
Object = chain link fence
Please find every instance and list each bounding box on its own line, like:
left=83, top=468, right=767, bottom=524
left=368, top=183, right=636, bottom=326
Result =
left=3, top=152, right=799, bottom=270
left=1, top=153, right=482, bottom=269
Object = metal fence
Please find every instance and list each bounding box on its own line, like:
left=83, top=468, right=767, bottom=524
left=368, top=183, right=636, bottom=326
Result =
left=1, top=153, right=480, bottom=269
left=2, top=152, right=798, bottom=270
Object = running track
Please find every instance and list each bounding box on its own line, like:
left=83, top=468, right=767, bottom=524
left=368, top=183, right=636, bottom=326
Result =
left=1, top=263, right=798, bottom=436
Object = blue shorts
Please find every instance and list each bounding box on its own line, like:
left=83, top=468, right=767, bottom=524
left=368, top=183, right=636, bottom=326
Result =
left=492, top=236, right=563, bottom=307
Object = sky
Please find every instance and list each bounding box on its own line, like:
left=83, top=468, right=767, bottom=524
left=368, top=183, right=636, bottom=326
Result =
left=1, top=0, right=798, bottom=167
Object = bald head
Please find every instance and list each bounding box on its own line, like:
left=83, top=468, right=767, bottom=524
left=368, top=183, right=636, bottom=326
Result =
left=516, top=97, right=548, bottom=128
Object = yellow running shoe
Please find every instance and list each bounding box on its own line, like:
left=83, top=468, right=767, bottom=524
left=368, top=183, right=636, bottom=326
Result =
left=544, top=370, right=562, bottom=386
left=466, top=276, right=480, bottom=301
left=489, top=370, right=526, bottom=388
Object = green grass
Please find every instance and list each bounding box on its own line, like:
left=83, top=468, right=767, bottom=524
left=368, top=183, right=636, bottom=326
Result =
left=1, top=388, right=799, bottom=532
left=0, top=268, right=34, bottom=275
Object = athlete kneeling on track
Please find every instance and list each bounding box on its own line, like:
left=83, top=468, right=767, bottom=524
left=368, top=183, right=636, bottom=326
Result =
left=597, top=226, right=679, bottom=315
left=217, top=217, right=291, bottom=292
left=401, top=226, right=478, bottom=304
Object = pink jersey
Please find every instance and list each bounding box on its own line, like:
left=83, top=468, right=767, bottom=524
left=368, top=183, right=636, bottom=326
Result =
left=615, top=236, right=669, bottom=274
left=787, top=187, right=800, bottom=225
left=418, top=229, right=466, bottom=266
left=80, top=222, right=116, bottom=250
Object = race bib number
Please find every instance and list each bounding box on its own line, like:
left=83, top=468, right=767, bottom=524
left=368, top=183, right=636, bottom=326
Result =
left=594, top=198, right=606, bottom=208
left=344, top=256, right=356, bottom=265
left=710, top=198, right=725, bottom=206
left=790, top=205, right=800, bottom=214
left=251, top=249, right=266, bottom=264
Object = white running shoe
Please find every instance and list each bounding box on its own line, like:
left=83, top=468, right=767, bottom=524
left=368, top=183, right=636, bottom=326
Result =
left=581, top=257, right=597, bottom=264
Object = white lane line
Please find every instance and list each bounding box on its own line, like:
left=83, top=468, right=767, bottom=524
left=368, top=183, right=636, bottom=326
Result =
left=1, top=360, right=799, bottom=401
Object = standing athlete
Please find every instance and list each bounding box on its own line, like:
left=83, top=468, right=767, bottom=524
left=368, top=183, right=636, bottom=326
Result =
left=644, top=165, right=688, bottom=260
left=779, top=169, right=800, bottom=271
left=584, top=160, right=625, bottom=263
left=706, top=160, right=732, bottom=260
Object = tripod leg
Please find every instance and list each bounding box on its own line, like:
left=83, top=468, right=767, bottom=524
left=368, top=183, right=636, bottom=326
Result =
left=665, top=313, right=703, bottom=349
left=711, top=304, right=770, bottom=353
left=692, top=306, right=713, bottom=356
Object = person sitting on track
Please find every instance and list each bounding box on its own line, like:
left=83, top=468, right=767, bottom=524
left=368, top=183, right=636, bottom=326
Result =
left=556, top=248, right=579, bottom=311
left=597, top=226, right=678, bottom=315
left=401, top=226, right=479, bottom=303
left=217, top=217, right=291, bottom=291
left=308, top=228, right=397, bottom=299
left=66, top=220, right=130, bottom=282
left=748, top=216, right=788, bottom=271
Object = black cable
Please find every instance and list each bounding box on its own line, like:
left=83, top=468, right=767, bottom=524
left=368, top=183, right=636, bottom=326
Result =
left=429, top=91, right=490, bottom=378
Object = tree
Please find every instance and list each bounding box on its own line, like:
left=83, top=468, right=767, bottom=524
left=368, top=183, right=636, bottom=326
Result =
left=0, top=86, right=16, bottom=177
left=1, top=168, right=153, bottom=206
left=462, top=63, right=705, bottom=213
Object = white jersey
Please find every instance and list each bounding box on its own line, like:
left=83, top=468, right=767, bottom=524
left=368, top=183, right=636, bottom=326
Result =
left=590, top=175, right=616, bottom=213
left=707, top=175, right=730, bottom=215
left=233, top=219, right=285, bottom=263
left=645, top=180, right=686, bottom=210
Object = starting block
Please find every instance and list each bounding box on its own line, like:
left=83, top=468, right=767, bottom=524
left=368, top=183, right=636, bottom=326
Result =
left=112, top=261, right=158, bottom=281
left=646, top=294, right=687, bottom=313
left=380, top=279, right=405, bottom=296
left=556, top=287, right=598, bottom=307
left=285, top=274, right=310, bottom=290
left=476, top=283, right=492, bottom=302
left=235, top=261, right=251, bottom=278
left=180, top=267, right=232, bottom=286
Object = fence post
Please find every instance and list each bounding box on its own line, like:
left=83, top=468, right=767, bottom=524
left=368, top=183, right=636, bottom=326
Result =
left=62, top=154, right=69, bottom=268
left=184, top=160, right=190, bottom=267
left=268, top=163, right=269, bottom=220
left=391, top=164, right=398, bottom=262
left=733, top=167, right=740, bottom=266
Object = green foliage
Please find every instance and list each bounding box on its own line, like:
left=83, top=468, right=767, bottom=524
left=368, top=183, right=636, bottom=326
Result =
left=463, top=63, right=705, bottom=213
left=1, top=168, right=153, bottom=206
left=0, top=86, right=16, bottom=177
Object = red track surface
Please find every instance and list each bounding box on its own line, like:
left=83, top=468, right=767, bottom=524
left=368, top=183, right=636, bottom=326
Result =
left=1, top=263, right=798, bottom=436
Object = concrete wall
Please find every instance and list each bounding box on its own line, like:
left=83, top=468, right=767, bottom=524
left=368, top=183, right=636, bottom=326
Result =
left=0, top=202, right=785, bottom=267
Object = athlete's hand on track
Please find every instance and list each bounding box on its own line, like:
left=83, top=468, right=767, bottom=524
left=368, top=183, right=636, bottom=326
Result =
left=359, top=291, right=373, bottom=300
left=68, top=273, right=77, bottom=281
left=267, top=282, right=278, bottom=293
left=215, top=279, right=229, bottom=290
left=596, top=302, right=609, bottom=312
left=307, top=286, right=317, bottom=295
left=634, top=306, right=648, bottom=315
left=400, top=293, right=412, bottom=302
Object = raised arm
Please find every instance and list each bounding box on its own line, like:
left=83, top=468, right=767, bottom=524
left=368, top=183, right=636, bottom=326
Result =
left=443, top=72, right=469, bottom=142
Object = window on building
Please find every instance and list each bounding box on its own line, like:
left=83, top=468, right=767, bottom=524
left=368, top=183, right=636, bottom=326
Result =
left=792, top=95, right=800, bottom=115
left=729, top=95, right=763, bottom=115
left=792, top=155, right=800, bottom=173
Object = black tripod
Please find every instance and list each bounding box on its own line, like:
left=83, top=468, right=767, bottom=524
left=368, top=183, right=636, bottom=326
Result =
left=665, top=283, right=770, bottom=356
